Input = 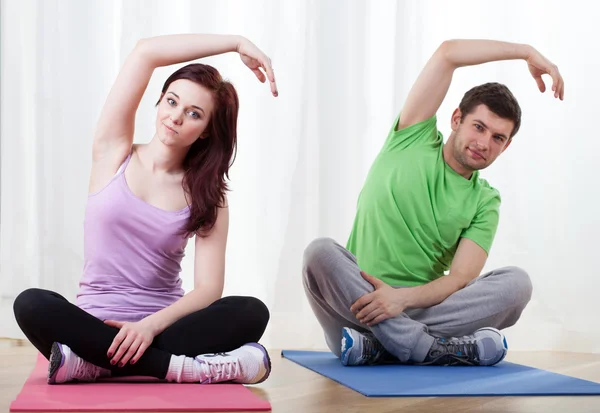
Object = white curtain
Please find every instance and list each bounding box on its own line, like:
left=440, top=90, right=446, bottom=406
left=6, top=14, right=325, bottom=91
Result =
left=1, top=0, right=597, bottom=353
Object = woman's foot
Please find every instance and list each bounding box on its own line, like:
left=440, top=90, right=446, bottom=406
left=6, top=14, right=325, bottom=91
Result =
left=195, top=343, right=271, bottom=384
left=167, top=342, right=271, bottom=384
left=48, top=342, right=107, bottom=384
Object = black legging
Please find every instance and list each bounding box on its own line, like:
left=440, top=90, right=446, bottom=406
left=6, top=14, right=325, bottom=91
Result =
left=13, top=288, right=270, bottom=379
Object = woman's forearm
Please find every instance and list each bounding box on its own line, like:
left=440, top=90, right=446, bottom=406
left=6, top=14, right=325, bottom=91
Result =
left=136, top=34, right=243, bottom=68
left=143, top=286, right=222, bottom=335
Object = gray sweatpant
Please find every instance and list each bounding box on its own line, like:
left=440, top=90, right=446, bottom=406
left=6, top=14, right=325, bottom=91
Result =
left=302, top=237, right=533, bottom=363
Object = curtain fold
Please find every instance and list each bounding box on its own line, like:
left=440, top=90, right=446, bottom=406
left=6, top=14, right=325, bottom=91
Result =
left=1, top=0, right=597, bottom=353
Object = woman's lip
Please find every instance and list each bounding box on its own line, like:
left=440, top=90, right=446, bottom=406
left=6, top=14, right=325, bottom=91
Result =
left=163, top=123, right=178, bottom=134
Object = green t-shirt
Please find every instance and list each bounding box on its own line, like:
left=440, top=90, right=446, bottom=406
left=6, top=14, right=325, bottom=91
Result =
left=346, top=114, right=501, bottom=286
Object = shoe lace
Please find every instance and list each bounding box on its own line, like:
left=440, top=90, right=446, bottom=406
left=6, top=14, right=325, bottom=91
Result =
left=201, top=358, right=241, bottom=383
left=73, top=357, right=100, bottom=381
left=362, top=334, right=385, bottom=364
left=427, top=337, right=480, bottom=366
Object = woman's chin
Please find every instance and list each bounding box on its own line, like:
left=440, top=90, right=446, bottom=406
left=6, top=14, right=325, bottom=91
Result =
left=157, top=134, right=177, bottom=146
left=154, top=132, right=196, bottom=149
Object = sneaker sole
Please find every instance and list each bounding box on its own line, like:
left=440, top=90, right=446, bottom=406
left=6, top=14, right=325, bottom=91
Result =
left=246, top=343, right=271, bottom=384
left=48, top=342, right=65, bottom=384
left=340, top=327, right=354, bottom=366
left=477, top=327, right=508, bottom=365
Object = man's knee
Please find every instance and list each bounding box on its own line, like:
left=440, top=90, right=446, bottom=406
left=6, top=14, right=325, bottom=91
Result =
left=503, top=266, right=533, bottom=307
left=302, top=237, right=339, bottom=279
left=303, top=237, right=337, bottom=266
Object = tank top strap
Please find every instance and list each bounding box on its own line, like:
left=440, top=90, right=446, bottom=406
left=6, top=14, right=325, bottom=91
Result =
left=115, top=151, right=133, bottom=176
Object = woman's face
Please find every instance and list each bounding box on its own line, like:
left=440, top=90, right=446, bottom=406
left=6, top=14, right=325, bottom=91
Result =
left=155, top=79, right=215, bottom=148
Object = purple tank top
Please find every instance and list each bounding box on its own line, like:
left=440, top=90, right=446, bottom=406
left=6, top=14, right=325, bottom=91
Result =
left=76, top=153, right=190, bottom=322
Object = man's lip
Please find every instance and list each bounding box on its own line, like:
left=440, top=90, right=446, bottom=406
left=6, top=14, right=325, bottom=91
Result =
left=468, top=148, right=485, bottom=160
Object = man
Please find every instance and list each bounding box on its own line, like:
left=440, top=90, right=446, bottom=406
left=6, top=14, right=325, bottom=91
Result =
left=302, top=39, right=564, bottom=366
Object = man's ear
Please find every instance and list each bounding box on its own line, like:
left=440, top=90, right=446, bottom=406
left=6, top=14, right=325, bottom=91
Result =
left=450, top=108, right=462, bottom=132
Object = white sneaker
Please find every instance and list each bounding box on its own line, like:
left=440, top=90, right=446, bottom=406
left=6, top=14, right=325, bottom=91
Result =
left=48, top=342, right=104, bottom=384
left=194, top=343, right=271, bottom=384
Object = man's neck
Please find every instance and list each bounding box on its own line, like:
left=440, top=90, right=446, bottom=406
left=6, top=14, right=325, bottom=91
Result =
left=442, top=140, right=474, bottom=180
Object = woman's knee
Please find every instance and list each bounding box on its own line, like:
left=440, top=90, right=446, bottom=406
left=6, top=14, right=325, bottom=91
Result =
left=13, top=288, right=50, bottom=322
left=222, top=296, right=270, bottom=331
left=244, top=296, right=270, bottom=328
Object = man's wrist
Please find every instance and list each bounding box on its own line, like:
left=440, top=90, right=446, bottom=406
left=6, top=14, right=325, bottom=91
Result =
left=396, top=286, right=417, bottom=309
left=517, top=43, right=534, bottom=61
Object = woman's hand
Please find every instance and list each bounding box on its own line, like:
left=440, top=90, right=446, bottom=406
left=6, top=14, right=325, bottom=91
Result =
left=237, top=37, right=278, bottom=97
left=105, top=319, right=157, bottom=367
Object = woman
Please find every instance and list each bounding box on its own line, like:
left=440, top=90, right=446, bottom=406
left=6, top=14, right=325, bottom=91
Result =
left=13, top=33, right=278, bottom=385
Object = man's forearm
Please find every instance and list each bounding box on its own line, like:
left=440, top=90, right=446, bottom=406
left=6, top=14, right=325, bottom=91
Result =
left=441, top=39, right=532, bottom=69
left=402, top=274, right=469, bottom=309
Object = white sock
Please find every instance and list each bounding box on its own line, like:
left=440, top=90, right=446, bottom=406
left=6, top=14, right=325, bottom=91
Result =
left=165, top=355, right=202, bottom=383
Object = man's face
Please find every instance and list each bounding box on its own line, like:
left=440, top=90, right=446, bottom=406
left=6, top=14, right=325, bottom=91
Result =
left=451, top=104, right=514, bottom=172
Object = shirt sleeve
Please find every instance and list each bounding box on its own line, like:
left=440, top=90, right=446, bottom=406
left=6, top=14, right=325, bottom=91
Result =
left=460, top=189, right=501, bottom=254
left=380, top=113, right=442, bottom=153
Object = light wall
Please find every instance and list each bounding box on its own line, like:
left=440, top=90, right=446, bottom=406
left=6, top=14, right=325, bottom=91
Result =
left=1, top=0, right=595, bottom=352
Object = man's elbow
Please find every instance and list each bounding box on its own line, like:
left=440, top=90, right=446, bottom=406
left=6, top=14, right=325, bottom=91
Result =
left=436, top=40, right=460, bottom=68
left=448, top=271, right=474, bottom=292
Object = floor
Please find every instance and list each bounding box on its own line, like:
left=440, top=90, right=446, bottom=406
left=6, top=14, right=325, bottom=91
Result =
left=3, top=341, right=600, bottom=412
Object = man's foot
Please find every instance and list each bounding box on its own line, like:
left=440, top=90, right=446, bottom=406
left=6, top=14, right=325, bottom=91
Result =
left=194, top=343, right=271, bottom=384
left=340, top=327, right=392, bottom=366
left=48, top=342, right=105, bottom=384
left=422, top=327, right=508, bottom=366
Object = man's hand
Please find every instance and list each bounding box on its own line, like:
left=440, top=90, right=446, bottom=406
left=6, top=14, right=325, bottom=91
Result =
left=350, top=271, right=411, bottom=326
left=526, top=47, right=564, bottom=100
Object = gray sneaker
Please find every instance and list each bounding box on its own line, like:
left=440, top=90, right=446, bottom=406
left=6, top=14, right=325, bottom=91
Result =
left=340, top=327, right=392, bottom=366
left=422, top=327, right=508, bottom=366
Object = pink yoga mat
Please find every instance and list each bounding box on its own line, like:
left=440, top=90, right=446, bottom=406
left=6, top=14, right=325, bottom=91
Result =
left=10, top=354, right=272, bottom=412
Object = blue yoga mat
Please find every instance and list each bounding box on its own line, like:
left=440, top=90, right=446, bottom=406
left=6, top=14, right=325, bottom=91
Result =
left=281, top=350, right=600, bottom=397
